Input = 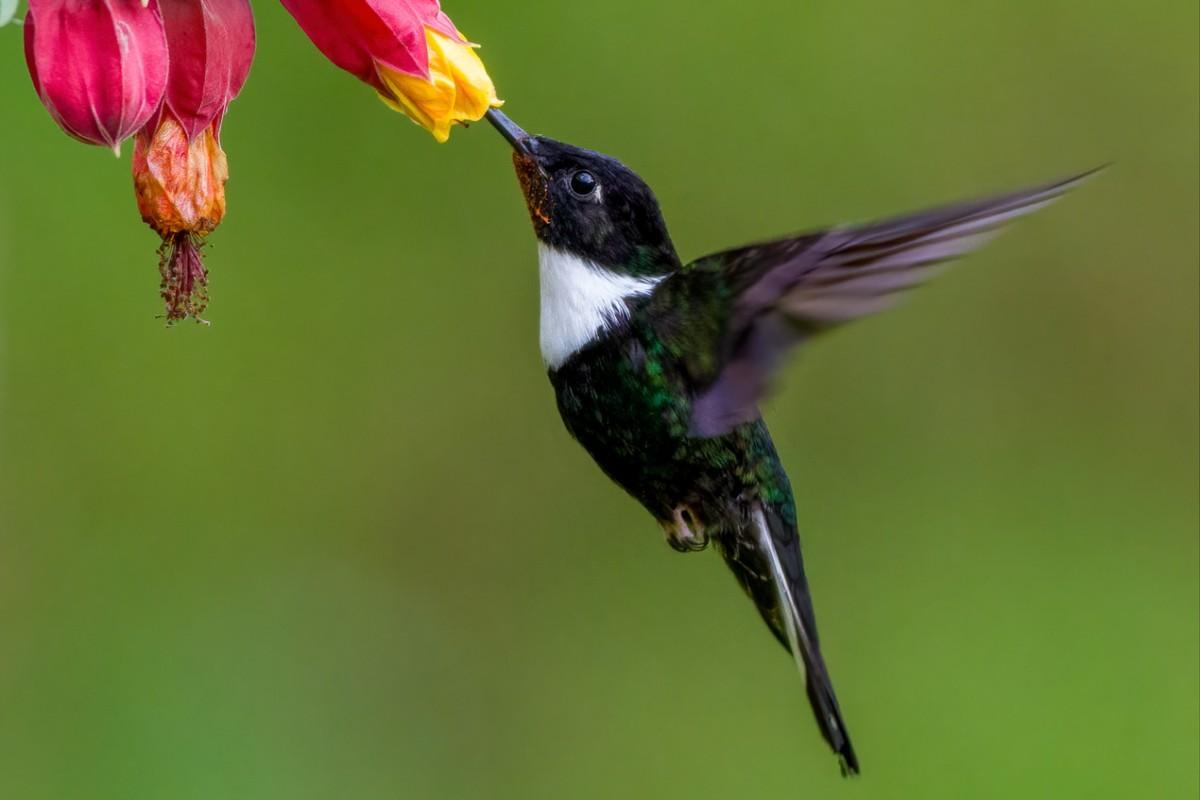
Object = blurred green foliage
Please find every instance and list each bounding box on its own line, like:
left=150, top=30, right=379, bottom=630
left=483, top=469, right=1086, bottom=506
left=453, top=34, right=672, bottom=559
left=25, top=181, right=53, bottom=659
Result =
left=0, top=2, right=1197, bottom=798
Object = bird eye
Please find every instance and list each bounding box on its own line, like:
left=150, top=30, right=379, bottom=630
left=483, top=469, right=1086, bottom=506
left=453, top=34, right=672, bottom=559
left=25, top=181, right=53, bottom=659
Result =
left=569, top=170, right=597, bottom=197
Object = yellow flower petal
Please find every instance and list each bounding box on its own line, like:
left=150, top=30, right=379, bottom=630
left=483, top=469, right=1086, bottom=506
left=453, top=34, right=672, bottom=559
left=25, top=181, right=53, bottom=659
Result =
left=375, top=27, right=502, bottom=143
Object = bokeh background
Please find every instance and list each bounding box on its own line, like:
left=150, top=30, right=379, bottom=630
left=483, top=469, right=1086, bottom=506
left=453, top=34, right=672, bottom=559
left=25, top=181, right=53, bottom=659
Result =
left=1, top=2, right=1197, bottom=798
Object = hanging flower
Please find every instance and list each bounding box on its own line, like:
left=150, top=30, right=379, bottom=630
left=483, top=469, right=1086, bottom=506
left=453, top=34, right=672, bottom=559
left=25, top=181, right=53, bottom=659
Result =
left=280, top=0, right=501, bottom=142
left=131, top=0, right=255, bottom=323
left=23, top=0, right=169, bottom=152
left=132, top=116, right=229, bottom=322
left=157, top=0, right=256, bottom=140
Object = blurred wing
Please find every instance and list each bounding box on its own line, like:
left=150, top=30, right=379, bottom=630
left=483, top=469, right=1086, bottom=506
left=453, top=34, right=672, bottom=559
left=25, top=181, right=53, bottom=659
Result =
left=648, top=169, right=1098, bottom=437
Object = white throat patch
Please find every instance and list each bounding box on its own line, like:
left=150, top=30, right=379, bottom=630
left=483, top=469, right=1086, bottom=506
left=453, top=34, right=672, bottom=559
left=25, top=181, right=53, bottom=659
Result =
left=537, top=242, right=661, bottom=369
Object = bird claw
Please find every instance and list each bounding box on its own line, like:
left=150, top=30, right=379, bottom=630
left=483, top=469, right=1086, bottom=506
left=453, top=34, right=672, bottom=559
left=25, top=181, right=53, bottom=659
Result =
left=661, top=505, right=709, bottom=552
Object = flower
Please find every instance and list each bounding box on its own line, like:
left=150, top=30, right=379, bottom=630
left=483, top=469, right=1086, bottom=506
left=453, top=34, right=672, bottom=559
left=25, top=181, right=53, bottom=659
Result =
left=132, top=117, right=228, bottom=322
left=280, top=0, right=501, bottom=142
left=131, top=0, right=255, bottom=323
left=23, top=0, right=169, bottom=151
left=133, top=115, right=229, bottom=238
left=157, top=0, right=256, bottom=140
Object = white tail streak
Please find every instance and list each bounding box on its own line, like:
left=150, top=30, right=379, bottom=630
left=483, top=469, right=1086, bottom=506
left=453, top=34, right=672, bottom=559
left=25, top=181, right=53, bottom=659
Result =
left=751, top=506, right=810, bottom=684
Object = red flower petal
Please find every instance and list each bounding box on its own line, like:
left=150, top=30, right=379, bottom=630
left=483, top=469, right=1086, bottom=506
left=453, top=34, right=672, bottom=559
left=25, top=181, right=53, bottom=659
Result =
left=24, top=0, right=170, bottom=149
left=158, top=0, right=256, bottom=141
left=281, top=0, right=465, bottom=92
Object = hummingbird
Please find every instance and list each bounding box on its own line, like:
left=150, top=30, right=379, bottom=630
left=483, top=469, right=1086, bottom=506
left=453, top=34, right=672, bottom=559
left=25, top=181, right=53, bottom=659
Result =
left=485, top=108, right=1093, bottom=775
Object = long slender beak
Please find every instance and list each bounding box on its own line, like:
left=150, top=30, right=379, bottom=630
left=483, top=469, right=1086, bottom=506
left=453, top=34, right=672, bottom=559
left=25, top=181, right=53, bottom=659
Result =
left=485, top=108, right=533, bottom=155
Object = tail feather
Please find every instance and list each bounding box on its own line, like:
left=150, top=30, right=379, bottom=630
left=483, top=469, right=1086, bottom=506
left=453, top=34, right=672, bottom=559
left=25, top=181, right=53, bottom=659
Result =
left=717, top=503, right=859, bottom=775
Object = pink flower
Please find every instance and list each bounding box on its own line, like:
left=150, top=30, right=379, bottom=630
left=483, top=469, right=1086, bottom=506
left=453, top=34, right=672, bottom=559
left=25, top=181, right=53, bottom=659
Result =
left=24, top=0, right=169, bottom=151
left=280, top=0, right=458, bottom=91
left=156, top=0, right=256, bottom=141
left=281, top=0, right=501, bottom=141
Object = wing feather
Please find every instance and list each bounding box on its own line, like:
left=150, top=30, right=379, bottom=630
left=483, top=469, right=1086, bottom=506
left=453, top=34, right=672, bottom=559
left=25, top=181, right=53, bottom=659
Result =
left=649, top=169, right=1100, bottom=437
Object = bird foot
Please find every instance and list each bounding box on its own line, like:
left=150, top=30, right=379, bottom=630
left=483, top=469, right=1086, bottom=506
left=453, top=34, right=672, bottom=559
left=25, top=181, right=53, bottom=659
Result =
left=661, top=505, right=709, bottom=553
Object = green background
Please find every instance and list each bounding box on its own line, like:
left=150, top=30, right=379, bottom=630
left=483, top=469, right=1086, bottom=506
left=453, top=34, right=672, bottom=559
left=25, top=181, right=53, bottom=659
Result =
left=1, top=2, right=1197, bottom=798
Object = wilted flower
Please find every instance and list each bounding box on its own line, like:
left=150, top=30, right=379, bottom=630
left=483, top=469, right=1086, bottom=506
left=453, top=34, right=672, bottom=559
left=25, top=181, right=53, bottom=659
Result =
left=132, top=116, right=229, bottom=321
left=23, top=0, right=169, bottom=151
left=281, top=0, right=501, bottom=142
left=131, top=0, right=254, bottom=323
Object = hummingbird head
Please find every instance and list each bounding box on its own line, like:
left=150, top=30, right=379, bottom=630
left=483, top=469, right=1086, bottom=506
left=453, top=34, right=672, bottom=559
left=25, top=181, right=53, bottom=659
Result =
left=487, top=110, right=680, bottom=277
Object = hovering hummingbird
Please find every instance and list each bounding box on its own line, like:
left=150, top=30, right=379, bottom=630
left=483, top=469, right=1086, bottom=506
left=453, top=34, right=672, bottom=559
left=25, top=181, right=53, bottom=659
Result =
left=485, top=108, right=1093, bottom=774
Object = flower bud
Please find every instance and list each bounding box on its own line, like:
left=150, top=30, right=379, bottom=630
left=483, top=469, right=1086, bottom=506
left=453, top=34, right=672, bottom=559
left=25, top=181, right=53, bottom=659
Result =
left=23, top=0, right=169, bottom=151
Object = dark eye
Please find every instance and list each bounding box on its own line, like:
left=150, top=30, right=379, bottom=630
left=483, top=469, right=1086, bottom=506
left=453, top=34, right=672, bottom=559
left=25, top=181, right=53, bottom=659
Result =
left=569, top=170, right=597, bottom=197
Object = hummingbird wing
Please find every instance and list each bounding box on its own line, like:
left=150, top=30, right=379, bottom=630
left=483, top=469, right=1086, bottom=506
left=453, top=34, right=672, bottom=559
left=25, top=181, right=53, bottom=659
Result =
left=647, top=169, right=1098, bottom=437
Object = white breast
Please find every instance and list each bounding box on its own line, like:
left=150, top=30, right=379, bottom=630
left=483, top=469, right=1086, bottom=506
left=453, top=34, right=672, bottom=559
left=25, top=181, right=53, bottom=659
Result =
left=537, top=242, right=661, bottom=369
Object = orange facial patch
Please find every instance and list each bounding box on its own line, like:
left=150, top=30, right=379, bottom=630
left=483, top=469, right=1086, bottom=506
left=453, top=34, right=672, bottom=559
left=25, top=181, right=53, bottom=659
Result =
left=513, top=152, right=551, bottom=229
